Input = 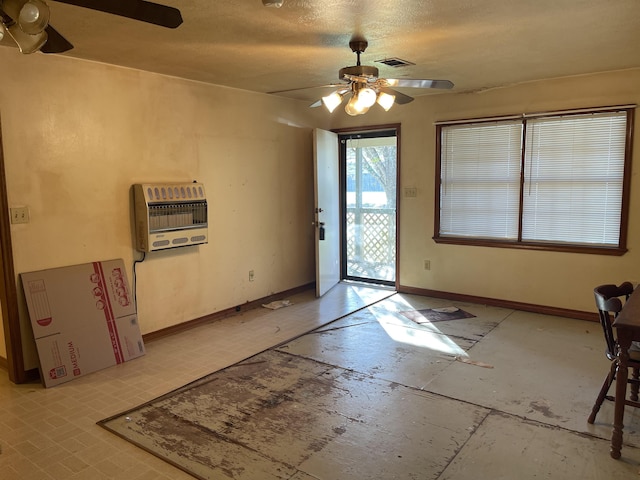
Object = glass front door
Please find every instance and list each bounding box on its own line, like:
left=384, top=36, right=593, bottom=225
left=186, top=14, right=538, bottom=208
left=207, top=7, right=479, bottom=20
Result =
left=341, top=130, right=397, bottom=286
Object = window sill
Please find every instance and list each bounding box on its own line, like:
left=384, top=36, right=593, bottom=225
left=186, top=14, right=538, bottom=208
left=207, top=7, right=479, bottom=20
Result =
left=432, top=236, right=627, bottom=256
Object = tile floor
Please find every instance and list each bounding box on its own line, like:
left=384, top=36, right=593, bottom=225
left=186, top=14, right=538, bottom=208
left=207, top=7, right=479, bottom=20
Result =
left=1, top=283, right=639, bottom=479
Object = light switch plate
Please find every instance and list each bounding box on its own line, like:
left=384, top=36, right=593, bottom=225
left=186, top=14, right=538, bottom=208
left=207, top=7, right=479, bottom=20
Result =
left=10, top=206, right=29, bottom=224
left=404, top=187, right=417, bottom=197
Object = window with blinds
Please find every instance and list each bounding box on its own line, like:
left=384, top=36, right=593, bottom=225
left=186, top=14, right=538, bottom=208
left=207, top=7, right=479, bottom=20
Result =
left=440, top=120, right=522, bottom=240
left=435, top=107, right=634, bottom=254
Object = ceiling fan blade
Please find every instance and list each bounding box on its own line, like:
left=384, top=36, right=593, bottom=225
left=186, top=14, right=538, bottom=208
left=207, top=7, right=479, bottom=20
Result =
left=268, top=83, right=346, bottom=95
left=385, top=79, right=454, bottom=89
left=53, top=0, right=183, bottom=28
left=381, top=88, right=414, bottom=105
left=40, top=25, right=74, bottom=53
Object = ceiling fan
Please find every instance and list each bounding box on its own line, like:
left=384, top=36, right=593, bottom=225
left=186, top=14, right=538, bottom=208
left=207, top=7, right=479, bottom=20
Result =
left=290, top=38, right=454, bottom=116
left=0, top=0, right=182, bottom=55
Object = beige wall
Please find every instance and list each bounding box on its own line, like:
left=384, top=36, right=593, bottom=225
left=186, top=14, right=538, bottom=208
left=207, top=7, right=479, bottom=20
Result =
left=1, top=46, right=638, bottom=370
left=329, top=68, right=640, bottom=313
left=0, top=50, right=327, bottom=369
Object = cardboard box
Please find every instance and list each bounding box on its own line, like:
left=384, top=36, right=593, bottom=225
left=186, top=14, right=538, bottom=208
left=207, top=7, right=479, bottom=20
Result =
left=21, top=259, right=145, bottom=388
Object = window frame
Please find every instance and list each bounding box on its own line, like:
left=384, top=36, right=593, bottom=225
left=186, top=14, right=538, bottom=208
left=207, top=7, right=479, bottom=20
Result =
left=433, top=107, right=635, bottom=256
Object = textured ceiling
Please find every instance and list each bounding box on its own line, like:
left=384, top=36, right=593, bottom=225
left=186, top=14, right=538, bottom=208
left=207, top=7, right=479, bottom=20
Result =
left=2, top=0, right=640, bottom=104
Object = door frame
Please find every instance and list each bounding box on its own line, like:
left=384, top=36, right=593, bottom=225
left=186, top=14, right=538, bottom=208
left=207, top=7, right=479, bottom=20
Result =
left=0, top=117, right=27, bottom=383
left=334, top=124, right=401, bottom=290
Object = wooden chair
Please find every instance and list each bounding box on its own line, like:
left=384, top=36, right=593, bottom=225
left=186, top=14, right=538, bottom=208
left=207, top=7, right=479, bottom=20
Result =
left=588, top=282, right=640, bottom=424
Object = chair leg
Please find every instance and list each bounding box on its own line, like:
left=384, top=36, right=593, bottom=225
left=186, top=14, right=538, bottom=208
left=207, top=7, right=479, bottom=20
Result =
left=588, top=361, right=617, bottom=424
left=631, top=367, right=639, bottom=402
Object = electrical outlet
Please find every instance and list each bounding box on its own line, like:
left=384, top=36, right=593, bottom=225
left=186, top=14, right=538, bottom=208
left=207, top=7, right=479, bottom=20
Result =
left=249, top=270, right=255, bottom=282
left=10, top=206, right=29, bottom=224
left=424, top=260, right=431, bottom=270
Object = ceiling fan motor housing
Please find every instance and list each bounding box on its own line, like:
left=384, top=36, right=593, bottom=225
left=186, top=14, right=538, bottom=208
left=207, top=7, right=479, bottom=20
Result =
left=339, top=65, right=379, bottom=81
left=349, top=39, right=368, bottom=53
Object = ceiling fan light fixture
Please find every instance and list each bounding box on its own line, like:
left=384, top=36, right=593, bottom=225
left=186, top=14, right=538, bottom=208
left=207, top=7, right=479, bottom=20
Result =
left=357, top=87, right=377, bottom=108
left=321, top=91, right=343, bottom=113
left=344, top=95, right=369, bottom=116
left=377, top=92, right=396, bottom=111
left=6, top=22, right=48, bottom=53
left=0, top=22, right=6, bottom=41
left=299, top=38, right=452, bottom=116
left=18, top=0, right=50, bottom=35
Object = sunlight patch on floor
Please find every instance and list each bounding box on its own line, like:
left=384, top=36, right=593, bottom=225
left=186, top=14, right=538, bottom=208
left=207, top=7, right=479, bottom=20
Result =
left=370, top=295, right=468, bottom=357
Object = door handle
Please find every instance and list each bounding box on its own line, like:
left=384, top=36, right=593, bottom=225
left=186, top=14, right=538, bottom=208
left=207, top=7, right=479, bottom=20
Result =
left=312, top=220, right=325, bottom=239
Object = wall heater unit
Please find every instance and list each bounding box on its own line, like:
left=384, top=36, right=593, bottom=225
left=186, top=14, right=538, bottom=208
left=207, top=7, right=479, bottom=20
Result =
left=133, top=183, right=208, bottom=252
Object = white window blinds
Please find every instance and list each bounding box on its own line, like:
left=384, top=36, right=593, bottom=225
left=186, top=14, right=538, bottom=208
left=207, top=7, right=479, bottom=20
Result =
left=522, top=112, right=627, bottom=246
left=440, top=120, right=523, bottom=239
left=437, top=108, right=630, bottom=250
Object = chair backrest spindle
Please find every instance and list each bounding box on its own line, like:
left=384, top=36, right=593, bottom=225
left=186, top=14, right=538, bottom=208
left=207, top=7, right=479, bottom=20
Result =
left=594, top=282, right=635, bottom=360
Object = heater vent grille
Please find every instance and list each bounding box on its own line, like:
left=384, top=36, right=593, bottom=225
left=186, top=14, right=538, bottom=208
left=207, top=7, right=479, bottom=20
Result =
left=133, top=183, right=208, bottom=252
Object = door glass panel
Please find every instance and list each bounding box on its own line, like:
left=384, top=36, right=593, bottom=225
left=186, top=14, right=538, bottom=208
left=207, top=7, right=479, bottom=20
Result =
left=345, top=135, right=397, bottom=283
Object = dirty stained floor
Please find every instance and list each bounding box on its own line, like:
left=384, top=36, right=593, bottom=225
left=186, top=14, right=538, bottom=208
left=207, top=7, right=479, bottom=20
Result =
left=99, top=290, right=640, bottom=479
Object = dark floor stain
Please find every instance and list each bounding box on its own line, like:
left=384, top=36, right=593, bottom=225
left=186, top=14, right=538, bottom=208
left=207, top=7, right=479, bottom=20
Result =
left=333, top=425, right=347, bottom=435
left=529, top=401, right=563, bottom=420
left=260, top=390, right=295, bottom=408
